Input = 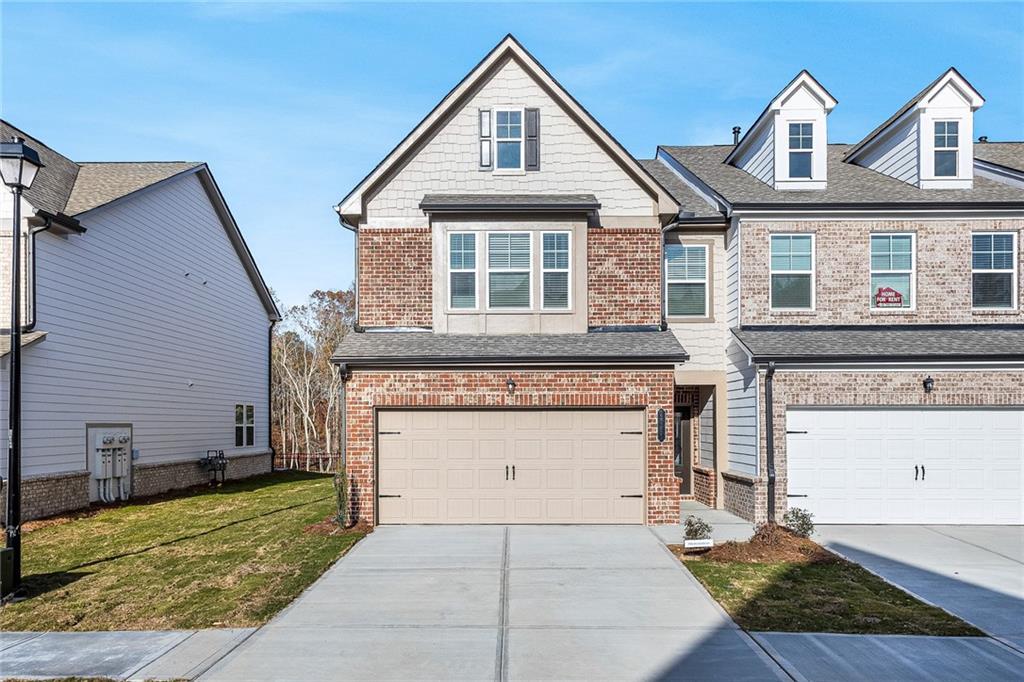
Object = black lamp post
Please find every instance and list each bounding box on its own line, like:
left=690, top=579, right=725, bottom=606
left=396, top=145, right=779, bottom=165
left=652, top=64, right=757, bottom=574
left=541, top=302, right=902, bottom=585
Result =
left=0, top=136, right=43, bottom=597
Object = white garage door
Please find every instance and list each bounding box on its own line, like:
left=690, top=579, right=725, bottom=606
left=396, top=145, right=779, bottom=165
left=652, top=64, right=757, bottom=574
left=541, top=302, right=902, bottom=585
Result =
left=377, top=409, right=646, bottom=524
left=787, top=408, right=1024, bottom=524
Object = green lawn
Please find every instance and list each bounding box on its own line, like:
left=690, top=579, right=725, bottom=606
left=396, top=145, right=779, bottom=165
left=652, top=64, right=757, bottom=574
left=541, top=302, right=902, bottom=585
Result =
left=0, top=472, right=364, bottom=631
left=684, top=552, right=983, bottom=636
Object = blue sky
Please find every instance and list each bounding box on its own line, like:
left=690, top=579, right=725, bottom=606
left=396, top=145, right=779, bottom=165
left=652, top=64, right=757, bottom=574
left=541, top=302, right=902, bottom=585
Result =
left=3, top=2, right=1022, bottom=308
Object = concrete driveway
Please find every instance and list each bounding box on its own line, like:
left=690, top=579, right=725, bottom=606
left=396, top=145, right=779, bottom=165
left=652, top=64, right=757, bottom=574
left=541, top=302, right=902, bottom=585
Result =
left=200, top=525, right=785, bottom=681
left=816, top=525, right=1024, bottom=652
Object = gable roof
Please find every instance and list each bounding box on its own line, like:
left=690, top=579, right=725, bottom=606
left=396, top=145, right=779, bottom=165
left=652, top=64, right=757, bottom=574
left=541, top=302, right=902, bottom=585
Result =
left=724, top=70, right=838, bottom=166
left=638, top=159, right=724, bottom=221
left=974, top=142, right=1024, bottom=174
left=335, top=34, right=678, bottom=226
left=845, top=67, right=985, bottom=163
left=0, top=119, right=279, bottom=320
left=661, top=144, right=1024, bottom=208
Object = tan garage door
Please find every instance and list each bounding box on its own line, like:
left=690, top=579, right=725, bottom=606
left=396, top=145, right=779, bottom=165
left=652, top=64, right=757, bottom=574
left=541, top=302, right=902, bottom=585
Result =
left=377, top=409, right=645, bottom=524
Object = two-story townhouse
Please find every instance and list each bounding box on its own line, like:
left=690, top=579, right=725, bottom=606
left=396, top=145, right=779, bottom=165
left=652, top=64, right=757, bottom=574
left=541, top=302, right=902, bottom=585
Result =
left=0, top=121, right=280, bottom=521
left=650, top=69, right=1024, bottom=525
left=332, top=35, right=710, bottom=526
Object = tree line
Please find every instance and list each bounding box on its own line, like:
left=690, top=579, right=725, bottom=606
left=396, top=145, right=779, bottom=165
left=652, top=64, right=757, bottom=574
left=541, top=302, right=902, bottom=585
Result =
left=271, top=288, right=355, bottom=471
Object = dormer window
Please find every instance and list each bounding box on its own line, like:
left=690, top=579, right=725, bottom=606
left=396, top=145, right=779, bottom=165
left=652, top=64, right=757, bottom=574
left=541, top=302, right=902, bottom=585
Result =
left=934, top=121, right=959, bottom=177
left=788, top=123, right=813, bottom=178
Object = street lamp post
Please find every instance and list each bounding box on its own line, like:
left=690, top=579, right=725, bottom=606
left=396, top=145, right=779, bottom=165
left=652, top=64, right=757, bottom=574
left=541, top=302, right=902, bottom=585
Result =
left=0, top=136, right=43, bottom=597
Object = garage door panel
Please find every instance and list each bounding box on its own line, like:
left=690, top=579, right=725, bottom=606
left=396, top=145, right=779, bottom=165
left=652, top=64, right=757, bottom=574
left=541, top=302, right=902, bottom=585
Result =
left=378, top=409, right=645, bottom=524
left=787, top=407, right=1023, bottom=525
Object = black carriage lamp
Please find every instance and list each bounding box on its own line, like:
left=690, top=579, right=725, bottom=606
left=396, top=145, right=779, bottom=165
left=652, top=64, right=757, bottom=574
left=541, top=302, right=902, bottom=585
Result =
left=506, top=377, right=516, bottom=395
left=1, top=136, right=44, bottom=597
left=923, top=376, right=935, bottom=394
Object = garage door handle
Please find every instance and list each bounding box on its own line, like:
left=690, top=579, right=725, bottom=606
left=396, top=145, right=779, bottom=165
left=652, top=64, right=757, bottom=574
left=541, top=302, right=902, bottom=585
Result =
left=621, top=494, right=643, bottom=498
left=621, top=431, right=643, bottom=435
left=788, top=494, right=808, bottom=498
left=915, top=465, right=919, bottom=481
left=786, top=430, right=808, bottom=434
left=512, top=465, right=515, bottom=481
left=379, top=494, right=402, bottom=498
left=506, top=465, right=509, bottom=481
left=379, top=431, right=401, bottom=435
left=921, top=465, right=925, bottom=481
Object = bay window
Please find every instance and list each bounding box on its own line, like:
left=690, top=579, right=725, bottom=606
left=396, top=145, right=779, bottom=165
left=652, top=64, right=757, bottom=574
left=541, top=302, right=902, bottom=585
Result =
left=870, top=233, right=915, bottom=309
left=770, top=234, right=814, bottom=310
left=972, top=233, right=1017, bottom=309
left=665, top=244, right=708, bottom=317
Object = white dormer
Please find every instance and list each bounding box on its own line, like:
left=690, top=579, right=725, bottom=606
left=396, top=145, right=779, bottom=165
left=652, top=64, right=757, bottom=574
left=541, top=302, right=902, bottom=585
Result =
left=845, top=68, right=985, bottom=190
left=726, top=71, right=837, bottom=191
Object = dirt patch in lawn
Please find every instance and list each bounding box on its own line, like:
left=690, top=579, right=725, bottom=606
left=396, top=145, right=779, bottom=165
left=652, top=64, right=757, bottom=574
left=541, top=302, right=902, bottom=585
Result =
left=669, top=524, right=982, bottom=636
left=304, top=516, right=374, bottom=537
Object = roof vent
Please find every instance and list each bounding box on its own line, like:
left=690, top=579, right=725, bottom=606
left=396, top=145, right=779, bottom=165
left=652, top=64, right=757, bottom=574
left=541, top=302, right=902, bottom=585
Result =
left=978, top=135, right=988, bottom=143
left=732, top=126, right=742, bottom=145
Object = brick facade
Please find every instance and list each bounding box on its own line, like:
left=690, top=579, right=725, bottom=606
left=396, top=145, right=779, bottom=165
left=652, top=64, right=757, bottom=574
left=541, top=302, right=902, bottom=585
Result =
left=358, top=227, right=433, bottom=328
left=721, top=471, right=762, bottom=522
left=692, top=466, right=716, bottom=507
left=0, top=453, right=273, bottom=522
left=750, top=368, right=1024, bottom=523
left=587, top=227, right=662, bottom=327
left=343, top=369, right=678, bottom=525
left=741, top=218, right=1024, bottom=325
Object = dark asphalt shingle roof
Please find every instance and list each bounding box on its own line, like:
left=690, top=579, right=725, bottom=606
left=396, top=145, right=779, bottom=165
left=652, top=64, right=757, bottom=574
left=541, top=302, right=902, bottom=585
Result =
left=974, top=142, right=1024, bottom=173
left=420, top=194, right=600, bottom=212
left=334, top=331, right=689, bottom=366
left=1, top=119, right=201, bottom=216
left=732, top=325, right=1024, bottom=362
left=638, top=159, right=723, bottom=220
left=661, top=144, right=1024, bottom=206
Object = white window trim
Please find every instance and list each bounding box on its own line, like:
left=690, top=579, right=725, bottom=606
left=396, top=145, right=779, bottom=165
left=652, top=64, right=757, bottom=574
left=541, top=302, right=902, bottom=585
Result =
left=933, top=119, right=960, bottom=179
left=493, top=106, right=525, bottom=174
left=869, top=232, right=917, bottom=312
left=665, top=243, right=709, bottom=318
left=447, top=231, right=478, bottom=312
left=769, top=233, right=816, bottom=311
left=540, top=231, right=572, bottom=311
left=485, top=231, right=533, bottom=311
left=971, top=231, right=1019, bottom=310
left=787, top=121, right=814, bottom=180
left=235, top=403, right=255, bottom=448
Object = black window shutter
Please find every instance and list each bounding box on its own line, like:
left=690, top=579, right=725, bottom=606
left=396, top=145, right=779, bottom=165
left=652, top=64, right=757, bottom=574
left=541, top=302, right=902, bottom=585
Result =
left=479, top=108, right=492, bottom=169
left=525, top=108, right=540, bottom=171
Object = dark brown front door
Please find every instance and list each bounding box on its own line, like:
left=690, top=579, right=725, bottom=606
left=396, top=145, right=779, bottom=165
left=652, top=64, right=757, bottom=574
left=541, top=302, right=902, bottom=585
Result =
left=674, top=407, right=692, bottom=495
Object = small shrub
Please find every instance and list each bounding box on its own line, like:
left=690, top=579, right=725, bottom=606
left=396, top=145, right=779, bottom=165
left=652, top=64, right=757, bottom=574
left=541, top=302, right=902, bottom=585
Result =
left=684, top=515, right=713, bottom=540
left=783, top=507, right=815, bottom=538
left=333, top=467, right=349, bottom=528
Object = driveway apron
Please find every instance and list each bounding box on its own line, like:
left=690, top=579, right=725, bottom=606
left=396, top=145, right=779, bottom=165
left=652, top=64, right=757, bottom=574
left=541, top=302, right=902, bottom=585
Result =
left=199, top=525, right=785, bottom=681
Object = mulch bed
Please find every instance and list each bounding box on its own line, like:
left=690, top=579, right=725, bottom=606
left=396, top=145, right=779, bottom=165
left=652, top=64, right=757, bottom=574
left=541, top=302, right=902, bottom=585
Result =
left=669, top=523, right=837, bottom=564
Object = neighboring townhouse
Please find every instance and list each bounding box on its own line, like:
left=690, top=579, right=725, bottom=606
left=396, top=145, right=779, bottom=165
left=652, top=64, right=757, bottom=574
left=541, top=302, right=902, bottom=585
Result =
left=650, top=68, right=1024, bottom=525
left=0, top=121, right=280, bottom=520
left=332, top=35, right=1023, bottom=529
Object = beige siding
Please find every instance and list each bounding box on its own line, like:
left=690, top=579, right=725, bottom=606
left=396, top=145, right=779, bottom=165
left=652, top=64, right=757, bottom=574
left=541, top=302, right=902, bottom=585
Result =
left=669, top=231, right=727, bottom=371
left=365, top=59, right=654, bottom=222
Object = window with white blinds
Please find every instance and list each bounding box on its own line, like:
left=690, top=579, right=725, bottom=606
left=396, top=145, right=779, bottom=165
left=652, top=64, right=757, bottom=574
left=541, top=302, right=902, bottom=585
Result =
left=972, top=233, right=1017, bottom=309
left=488, top=232, right=532, bottom=308
left=665, top=244, right=708, bottom=317
left=542, top=232, right=570, bottom=309
left=449, top=233, right=476, bottom=309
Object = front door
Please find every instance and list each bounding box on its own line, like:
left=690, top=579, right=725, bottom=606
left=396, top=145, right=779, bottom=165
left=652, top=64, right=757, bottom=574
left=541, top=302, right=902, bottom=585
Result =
left=674, top=407, right=692, bottom=495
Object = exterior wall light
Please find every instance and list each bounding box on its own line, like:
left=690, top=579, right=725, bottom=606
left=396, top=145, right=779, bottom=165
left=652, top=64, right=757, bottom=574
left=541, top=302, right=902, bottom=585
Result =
left=923, top=376, right=935, bottom=394
left=506, top=377, right=516, bottom=395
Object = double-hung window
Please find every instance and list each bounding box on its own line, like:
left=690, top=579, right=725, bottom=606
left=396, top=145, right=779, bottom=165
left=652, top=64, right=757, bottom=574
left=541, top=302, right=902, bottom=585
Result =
left=972, top=233, right=1017, bottom=309
left=235, top=404, right=254, bottom=447
left=770, top=234, right=814, bottom=310
left=488, top=233, right=531, bottom=308
left=449, top=233, right=477, bottom=309
left=541, top=232, right=570, bottom=309
left=665, top=244, right=708, bottom=317
left=934, top=121, right=959, bottom=177
left=870, top=233, right=915, bottom=309
left=495, top=109, right=523, bottom=170
left=788, top=123, right=813, bottom=179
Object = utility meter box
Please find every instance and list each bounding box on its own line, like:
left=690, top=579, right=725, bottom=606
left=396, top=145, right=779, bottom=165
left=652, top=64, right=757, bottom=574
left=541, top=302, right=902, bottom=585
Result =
left=87, top=424, right=133, bottom=502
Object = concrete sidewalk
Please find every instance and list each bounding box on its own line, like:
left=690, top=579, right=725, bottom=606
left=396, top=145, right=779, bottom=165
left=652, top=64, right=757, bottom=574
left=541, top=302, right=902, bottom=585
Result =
left=0, top=628, right=253, bottom=680
left=650, top=500, right=756, bottom=545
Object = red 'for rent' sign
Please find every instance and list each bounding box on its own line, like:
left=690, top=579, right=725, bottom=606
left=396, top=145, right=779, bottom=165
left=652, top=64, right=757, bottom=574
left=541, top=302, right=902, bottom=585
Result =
left=875, top=286, right=904, bottom=307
